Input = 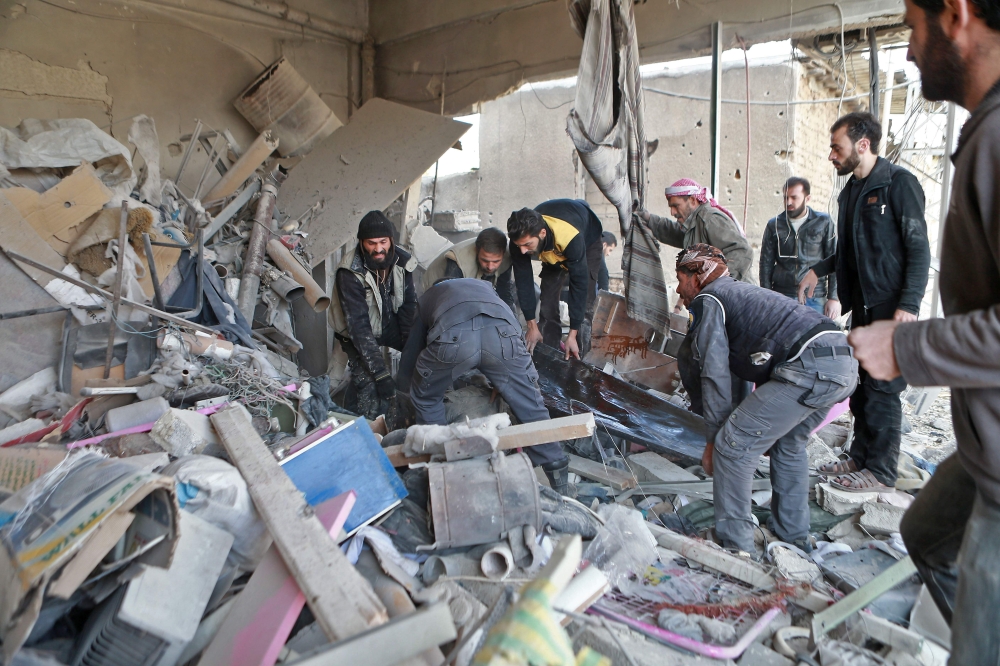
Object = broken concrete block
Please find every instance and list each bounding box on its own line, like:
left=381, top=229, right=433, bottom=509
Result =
left=150, top=408, right=219, bottom=457
left=816, top=482, right=880, bottom=516
left=771, top=546, right=821, bottom=583
left=860, top=501, right=907, bottom=536
left=738, top=642, right=793, bottom=666
left=826, top=515, right=870, bottom=550
left=409, top=225, right=452, bottom=268
left=629, top=451, right=699, bottom=483
left=431, top=210, right=480, bottom=233
left=815, top=423, right=850, bottom=450
left=806, top=435, right=839, bottom=469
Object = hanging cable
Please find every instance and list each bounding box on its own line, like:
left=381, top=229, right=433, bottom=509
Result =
left=738, top=36, right=751, bottom=231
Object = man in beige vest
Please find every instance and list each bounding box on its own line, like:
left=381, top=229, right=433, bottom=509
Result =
left=329, top=211, right=417, bottom=419
left=421, top=227, right=517, bottom=314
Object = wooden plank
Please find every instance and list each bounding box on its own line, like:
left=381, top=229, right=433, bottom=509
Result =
left=203, top=131, right=278, bottom=203
left=811, top=556, right=917, bottom=639
left=210, top=406, right=388, bottom=642
left=286, top=602, right=455, bottom=666
left=200, top=491, right=356, bottom=666
left=3, top=164, right=112, bottom=257
left=566, top=454, right=637, bottom=491
left=278, top=98, right=471, bottom=265
left=383, top=413, right=595, bottom=467
left=0, top=193, right=67, bottom=287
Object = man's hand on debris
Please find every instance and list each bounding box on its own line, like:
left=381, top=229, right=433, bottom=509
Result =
left=375, top=375, right=396, bottom=400
left=848, top=320, right=902, bottom=381
left=824, top=299, right=842, bottom=320
left=797, top=269, right=819, bottom=304
left=564, top=330, right=581, bottom=360
left=701, top=441, right=714, bottom=476
left=525, top=320, right=543, bottom=354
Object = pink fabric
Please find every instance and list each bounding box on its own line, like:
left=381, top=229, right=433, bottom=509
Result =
left=664, top=178, right=743, bottom=235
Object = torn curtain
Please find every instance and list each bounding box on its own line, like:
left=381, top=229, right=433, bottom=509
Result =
left=566, top=0, right=672, bottom=333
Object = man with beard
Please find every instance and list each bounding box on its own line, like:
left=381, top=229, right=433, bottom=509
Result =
left=330, top=211, right=417, bottom=419
left=846, top=1, right=1000, bottom=661
left=676, top=244, right=857, bottom=555
left=759, top=177, right=841, bottom=318
left=421, top=227, right=517, bottom=315
left=637, top=178, right=755, bottom=284
left=797, top=112, right=930, bottom=494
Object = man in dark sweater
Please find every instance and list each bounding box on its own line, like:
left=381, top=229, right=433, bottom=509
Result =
left=679, top=245, right=857, bottom=554
left=799, top=112, right=930, bottom=493
left=329, top=211, right=417, bottom=419
left=507, top=199, right=604, bottom=360
left=397, top=278, right=570, bottom=493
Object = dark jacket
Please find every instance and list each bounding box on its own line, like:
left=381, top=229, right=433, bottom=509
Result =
left=894, top=82, right=1000, bottom=505
left=511, top=198, right=603, bottom=330
left=443, top=260, right=517, bottom=315
left=686, top=277, right=834, bottom=439
left=334, top=245, right=417, bottom=382
left=759, top=208, right=838, bottom=300
left=396, top=278, right=519, bottom=390
left=811, top=157, right=930, bottom=315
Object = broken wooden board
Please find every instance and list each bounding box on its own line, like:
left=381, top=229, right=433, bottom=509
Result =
left=566, top=454, right=637, bottom=491
left=136, top=232, right=181, bottom=302
left=383, top=413, right=595, bottom=467
left=0, top=193, right=67, bottom=288
left=3, top=163, right=112, bottom=258
left=210, top=405, right=388, bottom=642
left=278, top=98, right=470, bottom=265
left=584, top=290, right=680, bottom=394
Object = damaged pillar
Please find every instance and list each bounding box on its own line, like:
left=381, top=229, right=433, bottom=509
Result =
left=237, top=168, right=287, bottom=322
left=361, top=35, right=376, bottom=104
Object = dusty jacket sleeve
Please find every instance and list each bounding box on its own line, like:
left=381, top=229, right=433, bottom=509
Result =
left=336, top=268, right=390, bottom=380
left=823, top=216, right=839, bottom=300
left=689, top=296, right=733, bottom=441
left=395, top=306, right=427, bottom=392
left=647, top=213, right=686, bottom=247
left=510, top=242, right=538, bottom=321
left=759, top=220, right=776, bottom=289
left=895, top=308, right=1000, bottom=388
left=496, top=266, right=518, bottom=317
left=561, top=234, right=589, bottom=331
left=397, top=270, right=418, bottom=344
left=890, top=171, right=931, bottom=315
left=701, top=209, right=753, bottom=282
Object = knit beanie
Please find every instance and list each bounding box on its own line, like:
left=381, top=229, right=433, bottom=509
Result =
left=357, top=210, right=395, bottom=241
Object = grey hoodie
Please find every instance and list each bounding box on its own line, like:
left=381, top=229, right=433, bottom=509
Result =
left=894, top=81, right=1000, bottom=505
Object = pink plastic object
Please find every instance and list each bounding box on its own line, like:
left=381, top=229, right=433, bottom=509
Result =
left=588, top=605, right=783, bottom=660
left=811, top=399, right=849, bottom=435
left=66, top=402, right=229, bottom=450
left=285, top=424, right=335, bottom=457
left=199, top=491, right=357, bottom=666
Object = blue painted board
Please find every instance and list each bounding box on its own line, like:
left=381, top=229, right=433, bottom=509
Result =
left=280, top=418, right=407, bottom=535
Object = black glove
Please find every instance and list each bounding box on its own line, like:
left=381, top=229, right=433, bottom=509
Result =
left=375, top=375, right=396, bottom=400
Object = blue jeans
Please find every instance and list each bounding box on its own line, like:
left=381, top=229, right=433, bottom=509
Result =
left=805, top=297, right=825, bottom=314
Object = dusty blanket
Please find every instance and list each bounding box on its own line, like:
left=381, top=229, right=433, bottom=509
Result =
left=566, top=0, right=671, bottom=332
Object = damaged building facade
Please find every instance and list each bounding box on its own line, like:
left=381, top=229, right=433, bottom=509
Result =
left=0, top=0, right=982, bottom=665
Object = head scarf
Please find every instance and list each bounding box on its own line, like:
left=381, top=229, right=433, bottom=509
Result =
left=664, top=178, right=745, bottom=238
left=676, top=244, right=730, bottom=286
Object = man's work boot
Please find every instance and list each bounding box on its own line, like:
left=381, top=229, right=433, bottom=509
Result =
left=542, top=458, right=571, bottom=496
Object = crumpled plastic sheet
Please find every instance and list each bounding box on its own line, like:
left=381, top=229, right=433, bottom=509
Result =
left=583, top=503, right=658, bottom=589
left=126, top=115, right=161, bottom=207
left=43, top=264, right=105, bottom=325
left=0, top=118, right=135, bottom=200
left=402, top=413, right=511, bottom=457
left=344, top=525, right=422, bottom=592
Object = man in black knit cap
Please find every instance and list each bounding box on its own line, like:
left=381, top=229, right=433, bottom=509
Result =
left=329, top=211, right=417, bottom=419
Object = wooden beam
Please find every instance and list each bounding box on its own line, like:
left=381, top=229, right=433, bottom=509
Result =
left=811, top=556, right=917, bottom=639
left=210, top=406, right=388, bottom=642
left=567, top=454, right=637, bottom=491
left=383, top=413, right=595, bottom=467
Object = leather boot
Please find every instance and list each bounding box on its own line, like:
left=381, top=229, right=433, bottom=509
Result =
left=541, top=458, right=571, bottom=496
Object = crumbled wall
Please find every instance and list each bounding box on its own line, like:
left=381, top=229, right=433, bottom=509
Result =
left=790, top=72, right=844, bottom=216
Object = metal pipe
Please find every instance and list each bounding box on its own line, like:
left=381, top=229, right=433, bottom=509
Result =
left=175, top=119, right=203, bottom=183
left=868, top=28, right=880, bottom=114
left=930, top=102, right=958, bottom=320
left=709, top=21, right=723, bottom=197
left=218, top=0, right=364, bottom=43
left=238, top=168, right=287, bottom=321
left=0, top=306, right=68, bottom=320
left=104, top=202, right=130, bottom=379
left=266, top=239, right=331, bottom=311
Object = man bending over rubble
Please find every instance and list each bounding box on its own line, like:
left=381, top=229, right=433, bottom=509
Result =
left=508, top=199, right=604, bottom=360
left=330, top=211, right=417, bottom=419
left=421, top=227, right=517, bottom=315
left=677, top=244, right=857, bottom=554
left=396, top=277, right=570, bottom=494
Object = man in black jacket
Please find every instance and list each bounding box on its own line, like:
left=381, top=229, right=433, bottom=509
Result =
left=508, top=199, right=604, bottom=360
left=798, top=112, right=930, bottom=492
left=759, top=177, right=841, bottom=318
left=329, top=211, right=417, bottom=419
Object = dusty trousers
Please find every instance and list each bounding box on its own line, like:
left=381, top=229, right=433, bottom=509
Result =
left=409, top=314, right=565, bottom=467
left=712, top=339, right=858, bottom=553
left=537, top=239, right=603, bottom=355
left=340, top=338, right=389, bottom=420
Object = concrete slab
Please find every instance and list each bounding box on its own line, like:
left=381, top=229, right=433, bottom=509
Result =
left=629, top=452, right=699, bottom=483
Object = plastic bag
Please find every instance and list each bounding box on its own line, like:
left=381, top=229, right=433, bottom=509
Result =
left=582, top=504, right=658, bottom=588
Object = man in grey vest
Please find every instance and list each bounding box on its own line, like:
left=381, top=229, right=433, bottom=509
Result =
left=330, top=211, right=417, bottom=419
left=421, top=227, right=517, bottom=314
left=397, top=278, right=570, bottom=493
left=678, top=244, right=858, bottom=554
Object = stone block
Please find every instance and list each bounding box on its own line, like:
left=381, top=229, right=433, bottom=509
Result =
left=738, top=642, right=793, bottom=666
left=816, top=482, right=879, bottom=516
left=860, top=501, right=907, bottom=536
left=150, top=408, right=219, bottom=457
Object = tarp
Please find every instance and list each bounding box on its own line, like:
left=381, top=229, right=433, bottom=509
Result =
left=566, top=0, right=672, bottom=333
